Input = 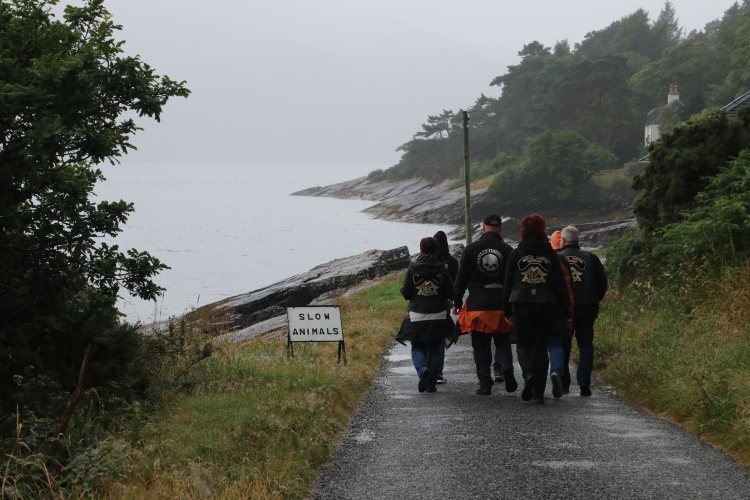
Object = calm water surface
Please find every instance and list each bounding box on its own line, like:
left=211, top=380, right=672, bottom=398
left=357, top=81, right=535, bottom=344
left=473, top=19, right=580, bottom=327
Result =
left=96, top=163, right=446, bottom=322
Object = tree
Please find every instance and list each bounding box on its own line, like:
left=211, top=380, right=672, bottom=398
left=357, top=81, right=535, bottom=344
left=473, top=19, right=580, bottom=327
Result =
left=488, top=129, right=615, bottom=205
left=544, top=56, right=640, bottom=159
left=0, top=0, right=189, bottom=413
left=630, top=34, right=719, bottom=118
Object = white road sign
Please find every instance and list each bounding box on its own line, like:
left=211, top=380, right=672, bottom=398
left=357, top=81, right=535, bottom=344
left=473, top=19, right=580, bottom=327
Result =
left=287, top=306, right=344, bottom=342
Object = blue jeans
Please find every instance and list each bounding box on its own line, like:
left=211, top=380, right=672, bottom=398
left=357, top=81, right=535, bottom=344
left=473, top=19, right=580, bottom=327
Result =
left=547, top=332, right=566, bottom=376
left=436, top=341, right=446, bottom=376
left=411, top=340, right=443, bottom=389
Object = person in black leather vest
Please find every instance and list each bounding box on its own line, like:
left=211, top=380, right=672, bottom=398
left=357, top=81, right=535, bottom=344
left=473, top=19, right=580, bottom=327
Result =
left=557, top=225, right=608, bottom=396
left=503, top=214, right=570, bottom=403
left=452, top=214, right=517, bottom=395
left=398, top=237, right=454, bottom=393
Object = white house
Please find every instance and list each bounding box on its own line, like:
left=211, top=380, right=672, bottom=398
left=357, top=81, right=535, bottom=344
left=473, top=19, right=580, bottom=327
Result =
left=644, top=84, right=685, bottom=146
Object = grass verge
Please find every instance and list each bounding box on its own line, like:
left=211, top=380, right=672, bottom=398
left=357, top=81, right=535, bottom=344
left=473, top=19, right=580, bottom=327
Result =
left=109, top=274, right=405, bottom=498
left=596, top=264, right=750, bottom=466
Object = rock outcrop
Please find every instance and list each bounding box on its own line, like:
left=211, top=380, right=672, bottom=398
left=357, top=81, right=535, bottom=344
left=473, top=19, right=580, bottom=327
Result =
left=295, top=176, right=635, bottom=248
left=294, top=177, right=485, bottom=224
left=191, top=247, right=410, bottom=340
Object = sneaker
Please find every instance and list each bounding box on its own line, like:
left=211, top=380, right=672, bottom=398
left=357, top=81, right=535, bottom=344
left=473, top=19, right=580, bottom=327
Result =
left=504, top=371, right=518, bottom=393
left=418, top=368, right=431, bottom=393
left=521, top=375, right=536, bottom=401
left=494, top=372, right=505, bottom=383
left=533, top=391, right=545, bottom=404
left=436, top=375, right=447, bottom=384
left=550, top=372, right=563, bottom=399
left=476, top=385, right=492, bottom=395
left=580, top=385, right=592, bottom=397
left=426, top=386, right=437, bottom=393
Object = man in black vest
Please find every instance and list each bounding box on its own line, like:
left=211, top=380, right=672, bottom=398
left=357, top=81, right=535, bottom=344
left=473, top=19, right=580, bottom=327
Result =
left=557, top=225, right=608, bottom=396
left=452, top=214, right=516, bottom=395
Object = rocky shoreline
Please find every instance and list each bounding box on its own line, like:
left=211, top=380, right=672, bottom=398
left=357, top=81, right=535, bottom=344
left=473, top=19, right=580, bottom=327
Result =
left=294, top=175, right=636, bottom=246
left=188, top=247, right=410, bottom=342
left=180, top=175, right=635, bottom=342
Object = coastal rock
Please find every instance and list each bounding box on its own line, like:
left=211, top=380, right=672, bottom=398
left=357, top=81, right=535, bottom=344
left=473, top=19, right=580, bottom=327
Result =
left=295, top=176, right=636, bottom=248
left=294, top=177, right=485, bottom=224
left=192, top=246, right=410, bottom=337
left=578, top=218, right=637, bottom=246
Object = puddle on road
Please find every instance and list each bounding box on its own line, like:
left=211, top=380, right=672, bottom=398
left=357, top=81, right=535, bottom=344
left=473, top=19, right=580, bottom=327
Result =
left=532, top=460, right=598, bottom=470
left=606, top=431, right=661, bottom=439
left=389, top=366, right=416, bottom=375
left=392, top=394, right=415, bottom=400
left=385, top=353, right=412, bottom=363
left=353, top=429, right=375, bottom=444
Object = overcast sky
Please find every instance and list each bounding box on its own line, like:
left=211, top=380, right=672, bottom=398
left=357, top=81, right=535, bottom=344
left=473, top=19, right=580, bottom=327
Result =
left=76, top=1, right=740, bottom=167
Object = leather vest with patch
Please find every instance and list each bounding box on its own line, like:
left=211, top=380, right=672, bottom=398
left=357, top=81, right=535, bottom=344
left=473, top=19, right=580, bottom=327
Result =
left=508, top=250, right=557, bottom=304
left=557, top=246, right=596, bottom=305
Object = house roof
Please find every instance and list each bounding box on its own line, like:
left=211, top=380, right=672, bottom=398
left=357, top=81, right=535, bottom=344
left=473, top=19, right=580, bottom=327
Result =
left=721, top=90, right=750, bottom=118
left=645, top=99, right=685, bottom=125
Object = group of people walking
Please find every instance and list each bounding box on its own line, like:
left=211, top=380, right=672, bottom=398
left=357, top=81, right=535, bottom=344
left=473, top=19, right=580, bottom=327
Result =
left=397, top=213, right=607, bottom=402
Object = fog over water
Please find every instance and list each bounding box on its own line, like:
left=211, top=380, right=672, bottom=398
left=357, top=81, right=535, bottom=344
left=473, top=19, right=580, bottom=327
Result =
left=97, top=163, right=445, bottom=322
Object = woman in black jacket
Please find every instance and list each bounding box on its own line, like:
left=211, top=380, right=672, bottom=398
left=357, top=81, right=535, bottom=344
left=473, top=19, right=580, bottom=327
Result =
left=433, top=230, right=458, bottom=384
left=503, top=214, right=570, bottom=403
left=398, top=237, right=454, bottom=393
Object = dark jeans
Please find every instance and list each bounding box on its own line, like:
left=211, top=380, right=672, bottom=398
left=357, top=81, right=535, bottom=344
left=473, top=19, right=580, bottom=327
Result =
left=492, top=333, right=513, bottom=374
left=563, top=305, right=597, bottom=387
left=513, top=303, right=559, bottom=395
left=472, top=332, right=513, bottom=388
left=411, top=340, right=443, bottom=389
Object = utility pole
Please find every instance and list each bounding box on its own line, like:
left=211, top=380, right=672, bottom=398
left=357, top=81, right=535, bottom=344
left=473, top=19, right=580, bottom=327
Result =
left=462, top=110, right=472, bottom=246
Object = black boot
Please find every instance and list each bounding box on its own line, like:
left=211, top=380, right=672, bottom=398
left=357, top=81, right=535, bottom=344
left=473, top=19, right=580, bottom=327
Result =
left=521, top=375, right=535, bottom=401
left=504, top=370, right=518, bottom=393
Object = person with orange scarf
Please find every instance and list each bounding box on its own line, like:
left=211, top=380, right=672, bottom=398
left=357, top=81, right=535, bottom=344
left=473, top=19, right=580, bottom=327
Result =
left=452, top=214, right=517, bottom=395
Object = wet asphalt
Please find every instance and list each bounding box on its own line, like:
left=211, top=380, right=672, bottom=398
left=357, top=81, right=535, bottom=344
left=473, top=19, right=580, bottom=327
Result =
left=313, top=336, right=750, bottom=499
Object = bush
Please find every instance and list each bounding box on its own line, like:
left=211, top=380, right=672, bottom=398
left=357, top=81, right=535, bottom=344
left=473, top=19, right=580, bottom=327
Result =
left=607, top=149, right=750, bottom=286
left=487, top=130, right=615, bottom=206
left=1, top=315, right=215, bottom=497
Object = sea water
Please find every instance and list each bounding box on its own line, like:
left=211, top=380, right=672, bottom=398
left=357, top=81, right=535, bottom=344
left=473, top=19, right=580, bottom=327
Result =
left=95, top=163, right=446, bottom=322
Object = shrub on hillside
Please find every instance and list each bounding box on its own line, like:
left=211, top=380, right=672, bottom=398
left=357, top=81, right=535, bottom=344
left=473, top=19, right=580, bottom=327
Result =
left=487, top=129, right=615, bottom=205
left=608, top=149, right=750, bottom=285
left=633, top=107, right=750, bottom=234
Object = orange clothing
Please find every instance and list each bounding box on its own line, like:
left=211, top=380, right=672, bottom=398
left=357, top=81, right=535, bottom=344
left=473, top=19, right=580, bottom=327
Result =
left=551, top=230, right=562, bottom=250
left=457, top=303, right=513, bottom=334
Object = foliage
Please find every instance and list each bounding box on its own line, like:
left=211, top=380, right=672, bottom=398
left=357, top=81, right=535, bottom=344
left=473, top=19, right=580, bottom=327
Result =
left=1, top=315, right=215, bottom=497
left=0, top=0, right=188, bottom=492
left=633, top=108, right=750, bottom=233
left=374, top=0, right=750, bottom=216
left=653, top=150, right=750, bottom=269
left=609, top=148, right=750, bottom=288
left=487, top=130, right=615, bottom=206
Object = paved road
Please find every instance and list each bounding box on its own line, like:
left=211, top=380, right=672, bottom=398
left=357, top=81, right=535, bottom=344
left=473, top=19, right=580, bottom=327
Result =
left=314, top=337, right=750, bottom=499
